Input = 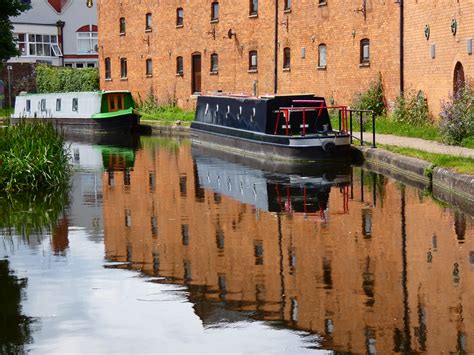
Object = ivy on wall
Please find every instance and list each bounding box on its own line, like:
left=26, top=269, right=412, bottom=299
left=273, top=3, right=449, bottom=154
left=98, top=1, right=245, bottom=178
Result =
left=36, top=64, right=99, bottom=93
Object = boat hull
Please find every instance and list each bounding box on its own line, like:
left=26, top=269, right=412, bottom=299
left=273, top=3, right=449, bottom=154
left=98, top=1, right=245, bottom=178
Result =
left=191, top=122, right=352, bottom=162
left=10, top=114, right=140, bottom=134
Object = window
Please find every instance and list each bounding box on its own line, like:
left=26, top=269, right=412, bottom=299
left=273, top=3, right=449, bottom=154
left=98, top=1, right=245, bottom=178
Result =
left=250, top=0, right=258, bottom=16
left=284, top=0, right=291, bottom=11
left=120, top=58, right=127, bottom=79
left=26, top=99, right=31, bottom=112
left=17, top=33, right=60, bottom=57
left=283, top=47, right=290, bottom=69
left=119, top=17, right=126, bottom=34
left=77, top=31, right=98, bottom=54
left=318, top=44, right=327, bottom=68
left=249, top=50, right=257, bottom=71
left=176, top=56, right=183, bottom=75
left=146, top=58, right=153, bottom=76
left=176, top=8, right=184, bottom=26
left=360, top=38, right=370, bottom=64
left=40, top=99, right=46, bottom=112
left=72, top=98, right=78, bottom=112
left=211, top=2, right=219, bottom=21
left=210, top=53, right=218, bottom=73
left=76, top=63, right=84, bottom=68
left=146, top=13, right=152, bottom=31
left=87, top=62, right=95, bottom=68
left=105, top=57, right=111, bottom=79
left=56, top=98, right=61, bottom=111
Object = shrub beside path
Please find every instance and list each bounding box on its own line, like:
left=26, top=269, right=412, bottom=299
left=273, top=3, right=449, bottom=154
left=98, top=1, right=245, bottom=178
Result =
left=354, top=132, right=474, bottom=159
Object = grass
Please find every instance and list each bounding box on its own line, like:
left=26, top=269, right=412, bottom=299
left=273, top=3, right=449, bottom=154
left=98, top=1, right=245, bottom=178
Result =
left=138, top=105, right=194, bottom=124
left=1, top=107, right=13, bottom=120
left=0, top=121, right=71, bottom=192
left=331, top=114, right=474, bottom=148
left=381, top=145, right=474, bottom=175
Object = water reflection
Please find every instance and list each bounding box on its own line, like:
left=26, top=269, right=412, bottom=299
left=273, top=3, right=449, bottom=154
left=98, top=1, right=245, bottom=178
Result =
left=103, top=137, right=474, bottom=353
left=0, top=260, right=35, bottom=354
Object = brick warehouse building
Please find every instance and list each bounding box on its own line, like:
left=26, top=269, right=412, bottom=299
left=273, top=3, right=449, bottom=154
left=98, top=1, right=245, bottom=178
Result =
left=98, top=0, right=472, bottom=115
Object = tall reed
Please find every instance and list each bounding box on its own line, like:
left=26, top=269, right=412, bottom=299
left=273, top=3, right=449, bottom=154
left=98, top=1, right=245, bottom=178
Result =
left=0, top=122, right=71, bottom=192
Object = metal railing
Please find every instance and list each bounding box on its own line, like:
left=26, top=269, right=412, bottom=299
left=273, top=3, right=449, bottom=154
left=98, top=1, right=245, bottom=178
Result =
left=337, top=109, right=376, bottom=148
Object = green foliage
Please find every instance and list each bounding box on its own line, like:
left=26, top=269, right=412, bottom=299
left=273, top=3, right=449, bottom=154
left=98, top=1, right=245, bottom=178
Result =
left=439, top=83, right=474, bottom=145
left=0, top=121, right=71, bottom=192
left=352, top=73, right=386, bottom=116
left=393, top=90, right=432, bottom=126
left=137, top=91, right=194, bottom=122
left=36, top=64, right=99, bottom=93
left=0, top=0, right=30, bottom=61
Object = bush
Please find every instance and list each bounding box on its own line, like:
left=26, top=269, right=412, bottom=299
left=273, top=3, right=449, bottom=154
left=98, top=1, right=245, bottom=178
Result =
left=137, top=91, right=194, bottom=122
left=393, top=90, right=432, bottom=126
left=352, top=73, right=386, bottom=116
left=36, top=64, right=99, bottom=93
left=439, top=83, right=474, bottom=145
left=0, top=122, right=71, bottom=192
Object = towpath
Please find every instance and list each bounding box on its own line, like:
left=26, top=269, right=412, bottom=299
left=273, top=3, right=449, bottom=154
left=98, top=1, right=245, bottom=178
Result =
left=353, top=132, right=474, bottom=159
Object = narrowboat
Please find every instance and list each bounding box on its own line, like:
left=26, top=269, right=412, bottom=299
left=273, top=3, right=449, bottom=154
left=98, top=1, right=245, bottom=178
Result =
left=12, top=91, right=140, bottom=133
left=190, top=94, right=352, bottom=162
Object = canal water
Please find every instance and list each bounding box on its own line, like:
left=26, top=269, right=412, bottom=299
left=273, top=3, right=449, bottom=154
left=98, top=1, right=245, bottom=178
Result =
left=1, top=135, right=473, bottom=353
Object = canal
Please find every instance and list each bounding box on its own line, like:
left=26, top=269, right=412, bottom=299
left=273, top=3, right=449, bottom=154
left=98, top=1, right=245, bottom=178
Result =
left=1, top=135, right=473, bottom=353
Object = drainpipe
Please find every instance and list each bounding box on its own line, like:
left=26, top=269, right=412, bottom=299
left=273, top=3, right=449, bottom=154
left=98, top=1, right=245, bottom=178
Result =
left=274, top=0, right=279, bottom=94
left=399, top=0, right=404, bottom=96
left=56, top=20, right=65, bottom=67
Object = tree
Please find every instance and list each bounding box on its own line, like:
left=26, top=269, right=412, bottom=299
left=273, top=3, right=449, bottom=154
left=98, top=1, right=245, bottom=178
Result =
left=0, top=0, right=30, bottom=62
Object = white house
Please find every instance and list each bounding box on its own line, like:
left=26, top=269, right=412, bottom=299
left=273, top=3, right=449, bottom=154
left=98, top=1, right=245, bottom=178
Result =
left=9, top=0, right=98, bottom=68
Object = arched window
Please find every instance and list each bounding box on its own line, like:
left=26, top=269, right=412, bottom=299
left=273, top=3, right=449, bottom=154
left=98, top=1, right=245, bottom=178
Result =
left=211, top=2, right=219, bottom=21
left=283, top=47, right=290, bottom=69
left=360, top=38, right=370, bottom=64
left=453, top=62, right=465, bottom=96
left=77, top=25, right=98, bottom=54
left=176, top=8, right=184, bottom=26
left=210, top=53, right=218, bottom=72
left=105, top=57, right=111, bottom=79
left=318, top=44, right=326, bottom=68
left=146, top=59, right=153, bottom=77
left=119, top=17, right=126, bottom=34
left=145, top=13, right=152, bottom=31
left=284, top=0, right=291, bottom=11
left=176, top=56, right=184, bottom=75
left=249, top=50, right=257, bottom=71
left=120, top=58, right=127, bottom=79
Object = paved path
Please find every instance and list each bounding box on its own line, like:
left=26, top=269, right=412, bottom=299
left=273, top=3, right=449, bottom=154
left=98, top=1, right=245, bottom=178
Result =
left=353, top=132, right=474, bottom=159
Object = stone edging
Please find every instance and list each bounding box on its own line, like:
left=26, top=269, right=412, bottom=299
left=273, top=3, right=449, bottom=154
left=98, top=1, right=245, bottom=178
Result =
left=139, top=122, right=190, bottom=137
left=358, top=146, right=474, bottom=214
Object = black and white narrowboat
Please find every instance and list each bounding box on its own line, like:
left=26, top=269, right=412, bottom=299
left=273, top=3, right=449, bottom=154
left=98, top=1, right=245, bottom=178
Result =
left=191, top=94, right=352, bottom=162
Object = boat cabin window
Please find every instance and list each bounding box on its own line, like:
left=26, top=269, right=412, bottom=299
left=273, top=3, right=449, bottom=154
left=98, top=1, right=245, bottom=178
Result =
left=56, top=98, right=61, bottom=111
left=72, top=98, right=78, bottom=112
left=40, top=99, right=47, bottom=112
left=108, top=94, right=125, bottom=112
left=26, top=100, right=31, bottom=112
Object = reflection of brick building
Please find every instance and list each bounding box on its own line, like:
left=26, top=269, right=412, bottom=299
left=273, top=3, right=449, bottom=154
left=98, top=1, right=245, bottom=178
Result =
left=102, top=140, right=474, bottom=353
left=98, top=1, right=472, bottom=115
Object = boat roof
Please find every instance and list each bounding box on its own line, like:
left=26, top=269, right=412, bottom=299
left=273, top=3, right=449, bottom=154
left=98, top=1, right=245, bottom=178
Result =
left=17, top=90, right=133, bottom=97
left=201, top=92, right=317, bottom=100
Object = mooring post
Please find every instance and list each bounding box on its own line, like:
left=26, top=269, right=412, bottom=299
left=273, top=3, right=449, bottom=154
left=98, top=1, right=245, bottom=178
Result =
left=360, top=111, right=364, bottom=146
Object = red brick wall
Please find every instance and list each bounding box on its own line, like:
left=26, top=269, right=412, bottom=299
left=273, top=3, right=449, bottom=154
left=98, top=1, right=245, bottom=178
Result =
left=98, top=0, right=402, bottom=110
left=404, top=0, right=474, bottom=117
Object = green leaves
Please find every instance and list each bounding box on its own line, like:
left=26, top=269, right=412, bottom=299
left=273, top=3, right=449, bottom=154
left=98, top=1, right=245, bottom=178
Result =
left=0, top=122, right=71, bottom=193
left=36, top=64, right=99, bottom=93
left=352, top=72, right=386, bottom=117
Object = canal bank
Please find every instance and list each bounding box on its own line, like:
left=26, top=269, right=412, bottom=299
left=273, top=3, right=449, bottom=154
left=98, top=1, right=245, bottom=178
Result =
left=140, top=121, right=474, bottom=214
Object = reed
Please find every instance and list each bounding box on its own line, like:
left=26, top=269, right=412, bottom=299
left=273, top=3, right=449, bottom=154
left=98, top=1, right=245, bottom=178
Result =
left=0, top=122, right=71, bottom=192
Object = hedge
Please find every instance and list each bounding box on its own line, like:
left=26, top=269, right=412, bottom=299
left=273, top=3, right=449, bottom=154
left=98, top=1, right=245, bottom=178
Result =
left=36, top=64, right=99, bottom=93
